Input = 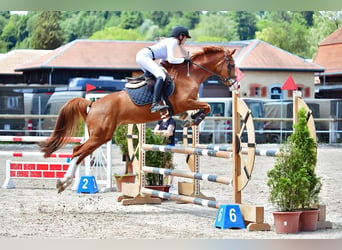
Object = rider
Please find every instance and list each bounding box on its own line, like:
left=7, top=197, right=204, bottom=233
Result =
left=136, top=26, right=191, bottom=113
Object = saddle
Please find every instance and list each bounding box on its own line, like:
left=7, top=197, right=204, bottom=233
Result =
left=124, top=68, right=175, bottom=115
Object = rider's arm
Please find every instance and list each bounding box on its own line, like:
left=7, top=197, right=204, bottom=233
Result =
left=166, top=38, right=185, bottom=64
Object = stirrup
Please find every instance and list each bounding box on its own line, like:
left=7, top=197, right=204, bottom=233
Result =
left=150, top=103, right=169, bottom=113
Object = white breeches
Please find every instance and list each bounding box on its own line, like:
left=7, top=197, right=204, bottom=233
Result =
left=136, top=48, right=166, bottom=81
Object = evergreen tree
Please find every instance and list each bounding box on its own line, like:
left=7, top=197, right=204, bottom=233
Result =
left=149, top=11, right=171, bottom=28
left=234, top=11, right=257, bottom=40
left=190, top=12, right=239, bottom=42
left=30, top=11, right=65, bottom=49
left=120, top=11, right=144, bottom=29
left=0, top=15, right=20, bottom=51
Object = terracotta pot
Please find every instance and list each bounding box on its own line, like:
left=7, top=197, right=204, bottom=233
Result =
left=299, top=209, right=319, bottom=231
left=272, top=211, right=302, bottom=234
left=114, top=174, right=136, bottom=192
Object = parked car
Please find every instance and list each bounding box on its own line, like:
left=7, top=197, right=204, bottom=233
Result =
left=22, top=88, right=55, bottom=135
left=40, top=77, right=127, bottom=136
left=263, top=100, right=320, bottom=143
left=0, top=87, right=25, bottom=136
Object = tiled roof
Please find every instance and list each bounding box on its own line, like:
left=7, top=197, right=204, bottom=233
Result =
left=319, top=27, right=342, bottom=46
left=0, top=49, right=51, bottom=74
left=313, top=27, right=342, bottom=75
left=14, top=39, right=324, bottom=73
left=237, top=40, right=324, bottom=71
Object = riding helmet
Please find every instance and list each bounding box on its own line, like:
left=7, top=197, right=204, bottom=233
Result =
left=171, top=26, right=191, bottom=38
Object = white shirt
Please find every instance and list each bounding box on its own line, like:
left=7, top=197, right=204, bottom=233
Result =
left=149, top=38, right=185, bottom=64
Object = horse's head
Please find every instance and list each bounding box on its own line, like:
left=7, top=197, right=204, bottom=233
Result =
left=189, top=46, right=237, bottom=87
left=209, top=48, right=237, bottom=87
left=222, top=48, right=237, bottom=87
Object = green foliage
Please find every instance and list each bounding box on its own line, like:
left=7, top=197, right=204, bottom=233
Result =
left=0, top=10, right=340, bottom=59
left=307, top=11, right=342, bottom=58
left=145, top=128, right=172, bottom=186
left=114, top=124, right=130, bottom=157
left=114, top=124, right=139, bottom=174
left=256, top=11, right=311, bottom=58
left=267, top=108, right=321, bottom=211
left=0, top=15, right=19, bottom=51
left=233, top=11, right=258, bottom=40
left=120, top=11, right=144, bottom=29
left=113, top=124, right=172, bottom=184
left=30, top=11, right=65, bottom=49
left=190, top=13, right=239, bottom=42
left=149, top=11, right=171, bottom=28
left=90, top=27, right=143, bottom=40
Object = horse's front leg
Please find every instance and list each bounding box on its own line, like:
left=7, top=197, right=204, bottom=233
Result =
left=178, top=101, right=211, bottom=127
left=181, top=109, right=206, bottom=127
left=56, top=156, right=79, bottom=193
left=191, top=109, right=207, bottom=125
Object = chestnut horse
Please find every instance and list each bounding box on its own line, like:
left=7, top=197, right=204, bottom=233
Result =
left=39, top=46, right=236, bottom=193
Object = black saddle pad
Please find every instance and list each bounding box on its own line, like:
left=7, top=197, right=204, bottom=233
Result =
left=125, top=82, right=174, bottom=106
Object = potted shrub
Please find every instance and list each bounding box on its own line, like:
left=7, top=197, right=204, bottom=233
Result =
left=267, top=108, right=321, bottom=233
left=292, top=108, right=322, bottom=231
left=144, top=128, right=173, bottom=195
left=113, top=124, right=137, bottom=191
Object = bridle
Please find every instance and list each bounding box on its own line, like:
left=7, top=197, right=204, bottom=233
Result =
left=189, top=50, right=237, bottom=86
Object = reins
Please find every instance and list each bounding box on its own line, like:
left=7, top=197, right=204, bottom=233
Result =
left=175, top=50, right=236, bottom=86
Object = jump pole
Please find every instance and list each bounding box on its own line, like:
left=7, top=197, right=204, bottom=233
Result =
left=142, top=166, right=232, bottom=185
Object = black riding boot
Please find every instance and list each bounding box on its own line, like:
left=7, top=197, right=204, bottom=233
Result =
left=150, top=77, right=169, bottom=113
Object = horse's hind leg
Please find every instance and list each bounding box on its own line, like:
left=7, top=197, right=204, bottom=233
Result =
left=57, top=156, right=80, bottom=193
left=56, top=136, right=110, bottom=193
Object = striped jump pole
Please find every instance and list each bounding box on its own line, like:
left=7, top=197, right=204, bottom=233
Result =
left=0, top=151, right=73, bottom=158
left=141, top=187, right=221, bottom=209
left=196, top=144, right=282, bottom=157
left=142, top=144, right=232, bottom=159
left=0, top=136, right=83, bottom=143
left=142, top=166, right=233, bottom=185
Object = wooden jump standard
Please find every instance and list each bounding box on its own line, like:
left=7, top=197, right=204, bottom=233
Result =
left=118, top=92, right=270, bottom=231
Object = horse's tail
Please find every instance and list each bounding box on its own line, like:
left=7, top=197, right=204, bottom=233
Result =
left=39, top=97, right=91, bottom=158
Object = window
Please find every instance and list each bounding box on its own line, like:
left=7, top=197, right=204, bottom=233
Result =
left=270, top=86, right=283, bottom=99
left=249, top=83, right=261, bottom=97
left=208, top=103, right=224, bottom=116
left=5, top=96, right=20, bottom=110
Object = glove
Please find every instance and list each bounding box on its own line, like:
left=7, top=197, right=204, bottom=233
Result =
left=184, top=58, right=191, bottom=63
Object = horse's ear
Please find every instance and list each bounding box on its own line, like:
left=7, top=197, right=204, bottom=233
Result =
left=230, top=49, right=237, bottom=56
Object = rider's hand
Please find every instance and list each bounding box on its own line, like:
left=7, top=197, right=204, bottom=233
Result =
left=184, top=58, right=191, bottom=64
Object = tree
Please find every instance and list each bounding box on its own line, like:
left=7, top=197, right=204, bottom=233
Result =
left=90, top=26, right=143, bottom=40
left=234, top=11, right=258, bottom=40
left=30, top=11, right=65, bottom=49
left=0, top=15, right=18, bottom=50
left=149, top=11, right=171, bottom=28
left=256, top=11, right=311, bottom=58
left=120, top=11, right=144, bottom=29
left=301, top=11, right=314, bottom=26
left=190, top=12, right=238, bottom=42
left=308, top=11, right=342, bottom=58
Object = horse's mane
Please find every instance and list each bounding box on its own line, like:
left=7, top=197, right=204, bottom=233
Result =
left=190, top=46, right=225, bottom=61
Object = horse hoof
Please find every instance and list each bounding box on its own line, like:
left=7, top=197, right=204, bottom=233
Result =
left=56, top=179, right=65, bottom=193
left=56, top=179, right=72, bottom=193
